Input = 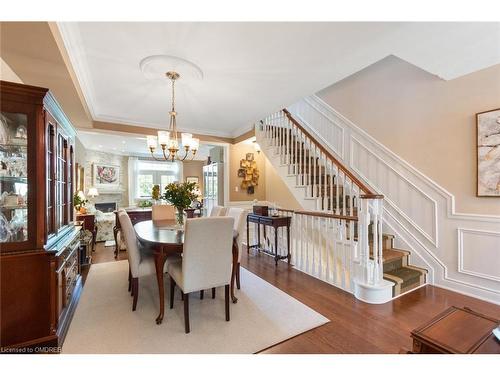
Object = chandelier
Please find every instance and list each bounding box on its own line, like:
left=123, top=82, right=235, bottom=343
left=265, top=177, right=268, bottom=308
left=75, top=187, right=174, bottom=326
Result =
left=146, top=71, right=199, bottom=161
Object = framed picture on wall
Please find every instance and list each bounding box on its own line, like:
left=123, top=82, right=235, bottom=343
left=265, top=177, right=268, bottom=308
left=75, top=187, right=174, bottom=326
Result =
left=476, top=108, right=500, bottom=197
left=237, top=168, right=246, bottom=177
left=186, top=176, right=199, bottom=185
left=75, top=163, right=85, bottom=192
left=93, top=163, right=120, bottom=190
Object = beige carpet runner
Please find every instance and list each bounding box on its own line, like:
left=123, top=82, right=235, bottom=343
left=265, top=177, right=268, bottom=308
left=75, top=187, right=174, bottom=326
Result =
left=63, top=260, right=328, bottom=353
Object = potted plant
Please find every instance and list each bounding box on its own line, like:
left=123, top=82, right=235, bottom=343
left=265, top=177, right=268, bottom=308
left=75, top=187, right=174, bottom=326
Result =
left=73, top=191, right=88, bottom=213
left=163, top=181, right=197, bottom=226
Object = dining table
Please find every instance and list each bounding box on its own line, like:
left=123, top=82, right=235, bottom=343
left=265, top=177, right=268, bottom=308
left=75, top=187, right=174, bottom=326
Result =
left=134, top=219, right=240, bottom=324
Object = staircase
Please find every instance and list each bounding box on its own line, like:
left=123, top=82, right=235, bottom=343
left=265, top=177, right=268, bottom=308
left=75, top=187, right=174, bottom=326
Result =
left=256, top=109, right=427, bottom=303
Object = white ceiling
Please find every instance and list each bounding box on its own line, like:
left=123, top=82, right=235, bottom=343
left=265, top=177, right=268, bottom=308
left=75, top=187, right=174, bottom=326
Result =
left=77, top=130, right=212, bottom=160
left=58, top=22, right=500, bottom=138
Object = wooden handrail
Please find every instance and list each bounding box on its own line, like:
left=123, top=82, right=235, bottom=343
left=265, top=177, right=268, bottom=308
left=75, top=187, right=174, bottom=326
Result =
left=275, top=208, right=358, bottom=222
left=295, top=210, right=358, bottom=222
left=281, top=108, right=380, bottom=198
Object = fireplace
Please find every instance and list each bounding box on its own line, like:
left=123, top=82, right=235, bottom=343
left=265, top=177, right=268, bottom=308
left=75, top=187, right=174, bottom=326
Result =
left=94, top=202, right=117, bottom=213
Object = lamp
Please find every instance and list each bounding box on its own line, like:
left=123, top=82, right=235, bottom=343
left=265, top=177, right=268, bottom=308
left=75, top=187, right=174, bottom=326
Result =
left=87, top=187, right=99, bottom=198
left=146, top=71, right=200, bottom=161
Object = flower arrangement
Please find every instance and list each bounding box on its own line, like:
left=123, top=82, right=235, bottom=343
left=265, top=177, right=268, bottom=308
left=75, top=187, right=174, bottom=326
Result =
left=163, top=181, right=197, bottom=225
left=73, top=191, right=88, bottom=213
left=151, top=184, right=161, bottom=201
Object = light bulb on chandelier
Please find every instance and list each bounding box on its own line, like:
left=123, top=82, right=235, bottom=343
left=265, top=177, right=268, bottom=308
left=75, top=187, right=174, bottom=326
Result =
left=146, top=71, right=200, bottom=161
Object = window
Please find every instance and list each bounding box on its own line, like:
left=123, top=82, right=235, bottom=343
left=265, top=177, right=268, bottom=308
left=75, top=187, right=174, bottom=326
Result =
left=138, top=174, right=154, bottom=197
left=135, top=160, right=180, bottom=199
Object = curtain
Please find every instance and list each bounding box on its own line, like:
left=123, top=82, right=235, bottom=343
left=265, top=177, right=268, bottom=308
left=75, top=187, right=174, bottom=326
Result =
left=128, top=156, right=139, bottom=207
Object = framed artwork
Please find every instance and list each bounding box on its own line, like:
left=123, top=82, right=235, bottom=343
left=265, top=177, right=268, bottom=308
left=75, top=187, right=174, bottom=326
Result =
left=246, top=153, right=254, bottom=161
left=247, top=186, right=255, bottom=194
left=93, top=163, right=120, bottom=190
left=186, top=176, right=199, bottom=185
left=476, top=108, right=500, bottom=197
left=240, top=159, right=249, bottom=168
left=75, top=163, right=85, bottom=192
left=237, top=168, right=246, bottom=177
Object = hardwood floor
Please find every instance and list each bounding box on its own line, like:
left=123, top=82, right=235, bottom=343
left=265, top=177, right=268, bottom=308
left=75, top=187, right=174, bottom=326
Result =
left=87, top=242, right=500, bottom=353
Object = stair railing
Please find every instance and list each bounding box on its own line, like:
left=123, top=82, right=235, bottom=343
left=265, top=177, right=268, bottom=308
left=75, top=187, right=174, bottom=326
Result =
left=257, top=110, right=386, bottom=292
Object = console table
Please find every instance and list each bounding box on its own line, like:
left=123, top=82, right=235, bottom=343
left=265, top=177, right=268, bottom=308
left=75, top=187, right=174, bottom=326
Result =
left=113, top=208, right=152, bottom=258
left=411, top=306, right=500, bottom=354
left=246, top=213, right=291, bottom=266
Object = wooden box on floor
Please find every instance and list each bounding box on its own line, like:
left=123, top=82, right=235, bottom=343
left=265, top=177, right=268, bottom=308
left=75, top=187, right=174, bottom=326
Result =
left=0, top=81, right=81, bottom=352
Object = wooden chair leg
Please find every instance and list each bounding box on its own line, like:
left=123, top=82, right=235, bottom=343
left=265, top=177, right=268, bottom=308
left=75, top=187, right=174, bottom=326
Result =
left=212, top=287, right=216, bottom=299
left=225, top=285, right=230, bottom=321
left=128, top=266, right=132, bottom=292
left=132, top=278, right=139, bottom=311
left=183, top=293, right=190, bottom=334
left=200, top=290, right=204, bottom=300
left=236, top=263, right=241, bottom=290
left=169, top=276, right=175, bottom=309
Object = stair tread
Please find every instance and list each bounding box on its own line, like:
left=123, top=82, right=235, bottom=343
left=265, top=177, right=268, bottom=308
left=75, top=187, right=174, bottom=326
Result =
left=383, top=266, right=425, bottom=285
left=382, top=248, right=408, bottom=262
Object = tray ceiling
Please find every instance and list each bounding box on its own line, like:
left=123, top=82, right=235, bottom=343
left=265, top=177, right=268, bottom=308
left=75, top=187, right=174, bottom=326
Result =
left=58, top=22, right=500, bottom=137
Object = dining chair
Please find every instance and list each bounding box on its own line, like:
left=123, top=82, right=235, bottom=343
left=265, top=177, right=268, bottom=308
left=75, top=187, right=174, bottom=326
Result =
left=225, top=207, right=248, bottom=290
left=168, top=216, right=234, bottom=333
left=118, top=211, right=175, bottom=311
left=152, top=204, right=175, bottom=221
left=209, top=205, right=227, bottom=217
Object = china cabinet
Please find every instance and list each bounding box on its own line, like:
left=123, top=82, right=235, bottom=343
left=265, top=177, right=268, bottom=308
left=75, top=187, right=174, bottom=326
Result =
left=0, top=81, right=80, bottom=351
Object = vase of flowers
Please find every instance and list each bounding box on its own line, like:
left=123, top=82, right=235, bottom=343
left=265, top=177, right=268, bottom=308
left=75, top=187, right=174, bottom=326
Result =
left=73, top=191, right=88, bottom=213
left=163, top=181, right=197, bottom=226
left=151, top=184, right=161, bottom=204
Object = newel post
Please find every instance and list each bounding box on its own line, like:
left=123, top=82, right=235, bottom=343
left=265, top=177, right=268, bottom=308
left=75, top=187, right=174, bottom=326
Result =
left=353, top=194, right=391, bottom=304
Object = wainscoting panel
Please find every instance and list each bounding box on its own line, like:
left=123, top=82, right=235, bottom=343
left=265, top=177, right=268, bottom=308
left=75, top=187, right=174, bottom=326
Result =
left=458, top=228, right=500, bottom=282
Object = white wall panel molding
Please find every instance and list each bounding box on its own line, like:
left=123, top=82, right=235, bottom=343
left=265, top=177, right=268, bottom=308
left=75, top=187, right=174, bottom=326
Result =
left=287, top=95, right=500, bottom=304
left=349, top=135, right=439, bottom=247
left=457, top=228, right=500, bottom=283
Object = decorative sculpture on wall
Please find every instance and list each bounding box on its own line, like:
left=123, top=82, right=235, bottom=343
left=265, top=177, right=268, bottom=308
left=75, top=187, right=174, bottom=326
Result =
left=238, top=153, right=259, bottom=194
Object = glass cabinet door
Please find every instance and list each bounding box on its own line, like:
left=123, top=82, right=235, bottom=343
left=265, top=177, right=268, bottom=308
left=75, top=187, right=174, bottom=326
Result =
left=0, top=112, right=29, bottom=243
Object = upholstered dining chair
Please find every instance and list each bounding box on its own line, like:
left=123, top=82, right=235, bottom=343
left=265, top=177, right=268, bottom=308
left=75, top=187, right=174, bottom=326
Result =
left=225, top=207, right=248, bottom=290
left=152, top=204, right=175, bottom=221
left=209, top=205, right=227, bottom=217
left=168, top=216, right=234, bottom=333
left=118, top=211, right=172, bottom=311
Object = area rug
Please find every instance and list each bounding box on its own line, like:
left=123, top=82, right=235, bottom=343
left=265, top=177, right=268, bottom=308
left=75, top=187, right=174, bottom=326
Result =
left=62, top=260, right=328, bottom=354
left=104, top=240, right=115, bottom=247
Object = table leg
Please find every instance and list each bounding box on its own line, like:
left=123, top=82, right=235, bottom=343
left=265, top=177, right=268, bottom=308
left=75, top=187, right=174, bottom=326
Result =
left=246, top=217, right=250, bottom=254
left=231, top=239, right=238, bottom=304
left=113, top=226, right=119, bottom=258
left=154, top=246, right=167, bottom=324
left=257, top=222, right=261, bottom=250
left=287, top=224, right=291, bottom=263
left=274, top=227, right=279, bottom=266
